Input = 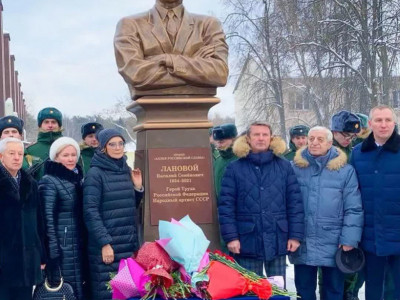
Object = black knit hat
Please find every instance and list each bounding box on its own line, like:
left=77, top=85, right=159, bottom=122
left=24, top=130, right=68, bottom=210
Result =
left=97, top=128, right=125, bottom=150
left=37, top=107, right=62, bottom=127
left=335, top=247, right=365, bottom=274
left=0, top=115, right=24, bottom=135
left=81, top=122, right=104, bottom=139
left=212, top=124, right=238, bottom=141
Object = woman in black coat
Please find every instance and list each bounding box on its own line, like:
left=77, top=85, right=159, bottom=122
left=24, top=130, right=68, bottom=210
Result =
left=83, top=129, right=143, bottom=300
left=39, top=137, right=87, bottom=300
left=0, top=137, right=46, bottom=300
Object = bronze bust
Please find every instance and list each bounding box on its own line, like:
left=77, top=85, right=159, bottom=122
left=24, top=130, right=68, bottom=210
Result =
left=114, top=0, right=229, bottom=99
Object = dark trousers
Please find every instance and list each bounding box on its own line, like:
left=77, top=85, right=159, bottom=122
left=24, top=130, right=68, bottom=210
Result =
left=364, top=252, right=400, bottom=300
left=0, top=285, right=32, bottom=300
left=235, top=255, right=287, bottom=278
left=295, top=264, right=345, bottom=300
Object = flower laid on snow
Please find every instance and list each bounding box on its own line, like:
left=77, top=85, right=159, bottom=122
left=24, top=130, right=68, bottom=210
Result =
left=108, top=215, right=295, bottom=300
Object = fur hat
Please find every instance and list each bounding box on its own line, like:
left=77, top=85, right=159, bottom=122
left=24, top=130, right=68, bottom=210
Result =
left=97, top=128, right=125, bottom=150
left=81, top=122, right=104, bottom=139
left=37, top=107, right=63, bottom=127
left=49, top=137, right=80, bottom=161
left=335, top=247, right=365, bottom=274
left=331, top=110, right=361, bottom=133
left=289, top=125, right=309, bottom=138
left=355, top=113, right=368, bottom=129
left=212, top=124, right=238, bottom=141
left=0, top=115, right=24, bottom=135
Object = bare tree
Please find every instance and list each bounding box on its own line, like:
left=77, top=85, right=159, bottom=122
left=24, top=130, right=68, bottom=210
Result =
left=224, top=0, right=291, bottom=139
left=227, top=0, right=400, bottom=132
left=294, top=0, right=400, bottom=113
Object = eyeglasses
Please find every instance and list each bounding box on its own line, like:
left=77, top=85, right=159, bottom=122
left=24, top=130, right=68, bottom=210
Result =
left=107, top=141, right=125, bottom=149
left=339, top=132, right=357, bottom=141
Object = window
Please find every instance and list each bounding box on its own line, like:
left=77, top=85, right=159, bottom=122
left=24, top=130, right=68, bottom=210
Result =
left=290, top=92, right=310, bottom=110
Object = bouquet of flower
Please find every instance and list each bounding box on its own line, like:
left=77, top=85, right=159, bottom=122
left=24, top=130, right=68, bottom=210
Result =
left=108, top=215, right=295, bottom=300
left=206, top=251, right=296, bottom=299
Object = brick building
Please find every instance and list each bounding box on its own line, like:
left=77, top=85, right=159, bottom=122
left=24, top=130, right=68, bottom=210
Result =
left=234, top=57, right=400, bottom=138
left=0, top=1, right=27, bottom=120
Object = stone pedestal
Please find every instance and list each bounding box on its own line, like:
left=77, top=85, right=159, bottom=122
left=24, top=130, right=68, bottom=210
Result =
left=127, top=96, right=221, bottom=249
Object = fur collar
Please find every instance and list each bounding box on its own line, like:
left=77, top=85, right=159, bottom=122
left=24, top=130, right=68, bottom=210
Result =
left=43, top=161, right=83, bottom=184
left=293, top=146, right=348, bottom=171
left=358, top=129, right=371, bottom=140
left=80, top=141, right=90, bottom=150
left=232, top=135, right=287, bottom=158
left=361, top=130, right=400, bottom=153
left=0, top=167, right=34, bottom=204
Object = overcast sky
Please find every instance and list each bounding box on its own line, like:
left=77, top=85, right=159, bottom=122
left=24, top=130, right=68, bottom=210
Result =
left=2, top=0, right=235, bottom=118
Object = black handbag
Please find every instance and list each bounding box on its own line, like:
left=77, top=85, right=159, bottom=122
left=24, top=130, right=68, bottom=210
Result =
left=33, top=276, right=77, bottom=300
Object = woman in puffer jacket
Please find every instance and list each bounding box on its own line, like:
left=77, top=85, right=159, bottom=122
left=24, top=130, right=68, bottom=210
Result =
left=39, top=137, right=88, bottom=300
left=83, top=129, right=143, bottom=300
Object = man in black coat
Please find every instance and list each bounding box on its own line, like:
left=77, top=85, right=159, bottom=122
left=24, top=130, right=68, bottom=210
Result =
left=0, top=137, right=46, bottom=300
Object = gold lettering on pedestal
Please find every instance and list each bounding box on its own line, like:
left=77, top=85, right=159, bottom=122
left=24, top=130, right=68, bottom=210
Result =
left=149, top=148, right=212, bottom=224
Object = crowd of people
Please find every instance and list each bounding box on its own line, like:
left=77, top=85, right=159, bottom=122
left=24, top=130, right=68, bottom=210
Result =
left=0, top=107, right=143, bottom=300
left=212, top=105, right=400, bottom=300
left=0, top=104, right=399, bottom=300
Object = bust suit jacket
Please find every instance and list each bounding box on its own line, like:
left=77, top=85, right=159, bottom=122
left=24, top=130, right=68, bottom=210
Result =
left=114, top=6, right=229, bottom=98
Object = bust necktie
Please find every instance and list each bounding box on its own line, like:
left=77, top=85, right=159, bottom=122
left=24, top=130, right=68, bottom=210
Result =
left=166, top=10, right=178, bottom=44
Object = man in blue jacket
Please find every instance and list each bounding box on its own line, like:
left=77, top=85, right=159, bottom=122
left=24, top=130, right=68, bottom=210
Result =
left=350, top=105, right=400, bottom=300
left=290, top=126, right=363, bottom=300
left=218, top=121, right=304, bottom=279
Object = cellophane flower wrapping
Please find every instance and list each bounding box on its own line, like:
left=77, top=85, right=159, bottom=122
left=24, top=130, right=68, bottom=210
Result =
left=111, top=258, right=149, bottom=299
left=158, top=215, right=210, bottom=274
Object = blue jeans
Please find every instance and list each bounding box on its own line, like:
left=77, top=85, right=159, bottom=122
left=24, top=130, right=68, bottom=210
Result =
left=364, top=252, right=400, bottom=300
left=294, top=264, right=344, bottom=300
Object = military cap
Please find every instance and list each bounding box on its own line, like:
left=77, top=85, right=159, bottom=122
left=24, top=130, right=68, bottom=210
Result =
left=212, top=123, right=238, bottom=141
left=355, top=113, right=368, bottom=129
left=331, top=110, right=361, bottom=133
left=289, top=125, right=310, bottom=138
left=37, top=107, right=62, bottom=127
left=81, top=122, right=104, bottom=139
left=0, top=115, right=24, bottom=135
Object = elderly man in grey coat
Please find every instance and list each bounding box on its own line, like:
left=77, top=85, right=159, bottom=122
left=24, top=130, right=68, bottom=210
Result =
left=290, top=126, right=363, bottom=300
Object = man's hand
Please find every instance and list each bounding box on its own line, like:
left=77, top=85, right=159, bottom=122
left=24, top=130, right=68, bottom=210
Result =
left=287, top=239, right=300, bottom=252
left=341, top=245, right=354, bottom=252
left=227, top=240, right=240, bottom=254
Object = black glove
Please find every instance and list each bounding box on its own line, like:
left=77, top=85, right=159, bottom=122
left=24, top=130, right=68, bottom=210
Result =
left=46, top=257, right=61, bottom=287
